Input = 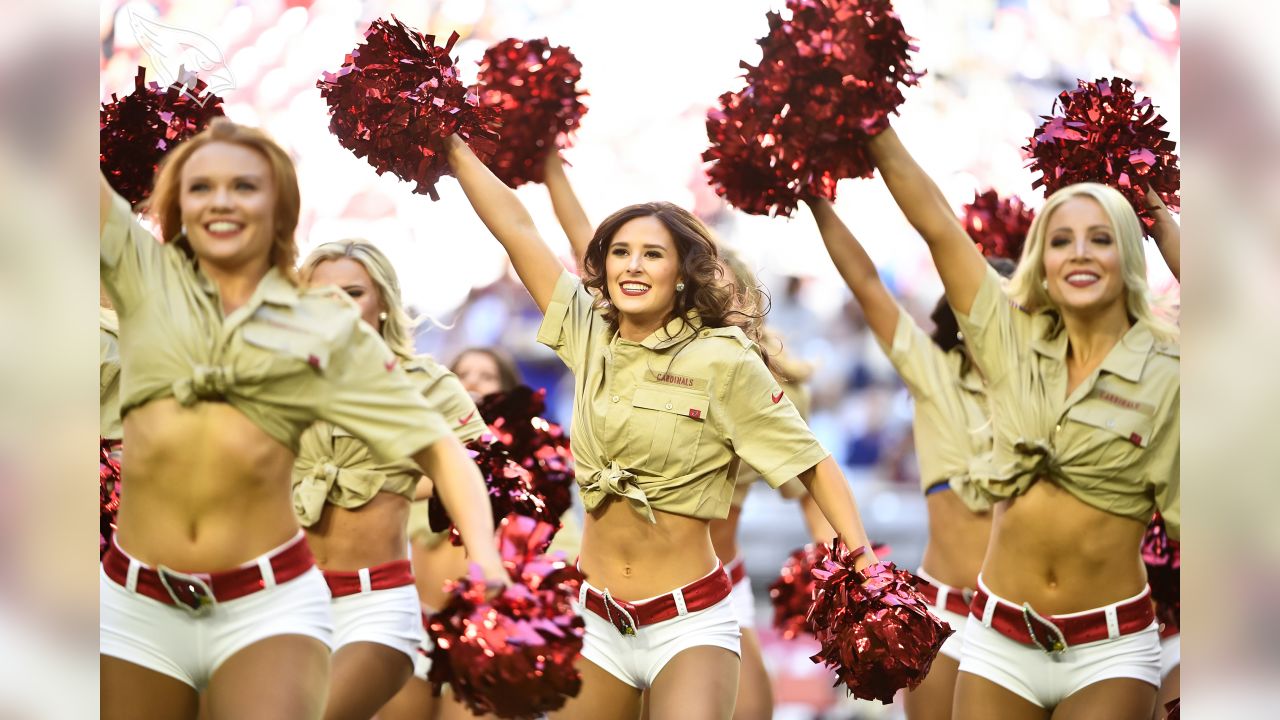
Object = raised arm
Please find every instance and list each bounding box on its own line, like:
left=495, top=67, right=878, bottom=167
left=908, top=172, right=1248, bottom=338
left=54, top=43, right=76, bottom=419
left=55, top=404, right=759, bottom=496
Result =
left=1146, top=188, right=1180, bottom=282
left=542, top=151, right=594, bottom=265
left=411, top=437, right=507, bottom=583
left=868, top=128, right=988, bottom=314
left=445, top=135, right=564, bottom=312
left=797, top=456, right=878, bottom=570
left=806, top=197, right=901, bottom=348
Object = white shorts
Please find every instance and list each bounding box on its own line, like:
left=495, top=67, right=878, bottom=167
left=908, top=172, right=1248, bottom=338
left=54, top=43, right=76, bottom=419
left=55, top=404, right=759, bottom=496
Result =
left=100, top=565, right=333, bottom=689
left=331, top=584, right=424, bottom=661
left=1160, top=633, right=1180, bottom=680
left=915, top=567, right=971, bottom=663
left=728, top=570, right=757, bottom=630
left=574, top=581, right=741, bottom=689
left=957, top=589, right=1161, bottom=708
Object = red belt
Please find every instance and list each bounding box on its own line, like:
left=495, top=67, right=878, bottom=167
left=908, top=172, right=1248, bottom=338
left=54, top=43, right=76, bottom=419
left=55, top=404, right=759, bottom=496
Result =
left=102, top=533, right=314, bottom=614
left=580, top=563, right=733, bottom=636
left=970, top=583, right=1155, bottom=653
left=323, top=559, right=415, bottom=598
left=727, top=557, right=747, bottom=586
left=912, top=574, right=973, bottom=617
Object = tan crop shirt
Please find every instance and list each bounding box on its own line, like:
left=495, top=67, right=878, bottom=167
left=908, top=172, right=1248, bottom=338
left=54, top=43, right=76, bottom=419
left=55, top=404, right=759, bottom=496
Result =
left=100, top=307, right=123, bottom=441
left=293, top=355, right=487, bottom=526
left=101, top=193, right=451, bottom=464
left=956, top=265, right=1180, bottom=539
left=876, top=305, right=993, bottom=513
left=537, top=270, right=830, bottom=522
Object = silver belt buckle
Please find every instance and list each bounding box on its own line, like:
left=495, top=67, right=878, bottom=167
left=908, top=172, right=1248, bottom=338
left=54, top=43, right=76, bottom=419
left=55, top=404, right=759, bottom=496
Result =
left=157, top=566, right=217, bottom=618
left=1021, top=602, right=1068, bottom=655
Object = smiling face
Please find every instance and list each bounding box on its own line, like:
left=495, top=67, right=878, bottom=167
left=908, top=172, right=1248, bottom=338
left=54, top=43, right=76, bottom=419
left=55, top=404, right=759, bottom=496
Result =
left=177, top=141, right=278, bottom=277
left=604, top=216, right=683, bottom=338
left=1041, top=195, right=1127, bottom=318
left=307, top=257, right=383, bottom=331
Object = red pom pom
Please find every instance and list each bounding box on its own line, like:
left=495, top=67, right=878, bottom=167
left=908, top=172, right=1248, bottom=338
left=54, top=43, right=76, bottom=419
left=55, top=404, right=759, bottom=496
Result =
left=317, top=17, right=502, bottom=200
left=427, top=433, right=558, bottom=546
left=1142, top=512, right=1180, bottom=632
left=808, top=540, right=953, bottom=704
left=478, top=386, right=576, bottom=521
left=100, top=67, right=226, bottom=207
left=1025, top=77, right=1180, bottom=233
left=705, top=0, right=923, bottom=216
left=768, top=539, right=891, bottom=640
left=426, top=514, right=585, bottom=718
left=1164, top=697, right=1181, bottom=720
left=100, top=439, right=122, bottom=558
left=475, top=38, right=588, bottom=188
left=961, top=190, right=1036, bottom=261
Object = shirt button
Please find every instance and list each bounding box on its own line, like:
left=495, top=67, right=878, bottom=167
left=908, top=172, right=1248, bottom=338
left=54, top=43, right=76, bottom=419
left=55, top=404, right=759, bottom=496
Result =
left=1055, top=424, right=1062, bottom=434
left=1106, top=419, right=1116, bottom=429
left=665, top=403, right=673, bottom=410
left=611, top=395, right=620, bottom=403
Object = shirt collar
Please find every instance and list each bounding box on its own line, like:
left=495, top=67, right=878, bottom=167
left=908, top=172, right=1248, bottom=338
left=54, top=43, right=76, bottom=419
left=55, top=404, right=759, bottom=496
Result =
left=256, top=267, right=300, bottom=307
left=1031, top=315, right=1153, bottom=382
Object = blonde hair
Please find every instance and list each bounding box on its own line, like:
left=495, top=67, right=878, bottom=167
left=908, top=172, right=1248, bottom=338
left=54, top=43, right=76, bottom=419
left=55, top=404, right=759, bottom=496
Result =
left=1006, top=183, right=1178, bottom=343
left=145, top=117, right=300, bottom=282
left=299, top=239, right=417, bottom=360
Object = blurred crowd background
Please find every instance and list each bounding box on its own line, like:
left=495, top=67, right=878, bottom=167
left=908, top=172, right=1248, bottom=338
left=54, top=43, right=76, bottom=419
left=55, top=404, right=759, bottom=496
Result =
left=96, top=1, right=1180, bottom=716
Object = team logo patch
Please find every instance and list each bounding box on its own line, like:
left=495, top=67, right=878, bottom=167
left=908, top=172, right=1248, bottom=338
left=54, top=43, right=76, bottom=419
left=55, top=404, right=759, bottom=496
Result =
left=688, top=408, right=702, bottom=419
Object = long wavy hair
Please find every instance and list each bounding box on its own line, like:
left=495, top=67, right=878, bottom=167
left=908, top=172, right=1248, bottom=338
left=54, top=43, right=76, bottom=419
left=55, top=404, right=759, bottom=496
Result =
left=581, top=202, right=764, bottom=344
left=299, top=239, right=417, bottom=360
left=145, top=117, right=300, bottom=282
left=1006, top=182, right=1178, bottom=343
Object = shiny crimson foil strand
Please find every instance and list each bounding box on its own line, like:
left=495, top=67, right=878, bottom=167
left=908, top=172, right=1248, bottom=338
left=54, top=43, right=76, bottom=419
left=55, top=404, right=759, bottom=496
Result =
left=1024, top=77, right=1180, bottom=234
left=317, top=17, right=501, bottom=200
left=807, top=540, right=952, bottom=703
left=1142, top=512, right=1180, bottom=631
left=427, top=432, right=557, bottom=546
left=426, top=515, right=585, bottom=718
left=100, top=441, right=122, bottom=558
left=705, top=0, right=922, bottom=217
left=478, top=386, right=576, bottom=520
left=961, top=190, right=1036, bottom=261
left=100, top=66, right=225, bottom=206
left=768, top=539, right=890, bottom=640
left=474, top=38, right=588, bottom=188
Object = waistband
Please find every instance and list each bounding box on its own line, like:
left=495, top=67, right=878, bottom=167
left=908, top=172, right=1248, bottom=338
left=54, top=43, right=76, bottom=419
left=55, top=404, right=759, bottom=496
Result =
left=323, top=558, right=415, bottom=598
left=577, top=562, right=732, bottom=636
left=102, top=532, right=314, bottom=615
left=912, top=567, right=973, bottom=617
left=970, top=574, right=1155, bottom=654
left=726, top=556, right=747, bottom=586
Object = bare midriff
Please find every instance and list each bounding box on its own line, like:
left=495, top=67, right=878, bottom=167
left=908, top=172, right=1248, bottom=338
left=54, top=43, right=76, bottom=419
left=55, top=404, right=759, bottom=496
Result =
left=920, top=489, right=992, bottom=590
left=114, top=399, right=300, bottom=571
left=579, top=499, right=719, bottom=601
left=305, top=492, right=411, bottom=571
left=981, top=479, right=1147, bottom=615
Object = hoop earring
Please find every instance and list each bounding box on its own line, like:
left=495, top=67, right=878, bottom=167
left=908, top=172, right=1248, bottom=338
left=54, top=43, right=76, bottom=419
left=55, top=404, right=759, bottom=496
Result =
left=676, top=282, right=686, bottom=292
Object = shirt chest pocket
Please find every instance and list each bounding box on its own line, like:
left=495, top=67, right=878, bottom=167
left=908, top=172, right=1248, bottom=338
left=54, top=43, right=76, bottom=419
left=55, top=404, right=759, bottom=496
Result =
left=629, top=384, right=711, bottom=477
left=1065, top=402, right=1154, bottom=457
left=241, top=321, right=332, bottom=377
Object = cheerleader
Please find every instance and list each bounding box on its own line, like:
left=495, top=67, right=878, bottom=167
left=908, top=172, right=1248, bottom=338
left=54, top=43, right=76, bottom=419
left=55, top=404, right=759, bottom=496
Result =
left=292, top=239, right=491, bottom=720
left=805, top=197, right=1013, bottom=720
left=867, top=127, right=1179, bottom=719
left=98, top=118, right=505, bottom=720
left=444, top=134, right=882, bottom=719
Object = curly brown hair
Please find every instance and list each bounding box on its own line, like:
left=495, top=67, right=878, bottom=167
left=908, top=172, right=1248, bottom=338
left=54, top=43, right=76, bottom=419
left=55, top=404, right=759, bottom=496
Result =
left=581, top=202, right=766, bottom=345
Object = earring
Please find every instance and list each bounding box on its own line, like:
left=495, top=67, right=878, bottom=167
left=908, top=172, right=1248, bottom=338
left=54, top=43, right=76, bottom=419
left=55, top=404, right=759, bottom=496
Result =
left=956, top=330, right=964, bottom=342
left=378, top=312, right=388, bottom=322
left=1041, top=279, right=1049, bottom=290
left=676, top=282, right=686, bottom=292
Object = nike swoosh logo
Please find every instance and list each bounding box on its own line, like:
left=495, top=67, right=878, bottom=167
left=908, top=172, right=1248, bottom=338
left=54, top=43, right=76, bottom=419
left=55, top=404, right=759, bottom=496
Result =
left=384, top=358, right=397, bottom=372
left=459, top=411, right=476, bottom=425
left=771, top=390, right=784, bottom=404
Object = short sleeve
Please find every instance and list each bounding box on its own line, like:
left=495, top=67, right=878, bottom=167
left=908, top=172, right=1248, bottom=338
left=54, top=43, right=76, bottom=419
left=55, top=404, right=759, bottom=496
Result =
left=419, top=363, right=486, bottom=442
left=876, top=304, right=946, bottom=402
left=952, top=264, right=1024, bottom=384
left=536, top=270, right=597, bottom=368
left=720, top=348, right=829, bottom=488
left=1150, top=389, right=1180, bottom=541
left=320, top=318, right=452, bottom=464
left=101, top=192, right=160, bottom=315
